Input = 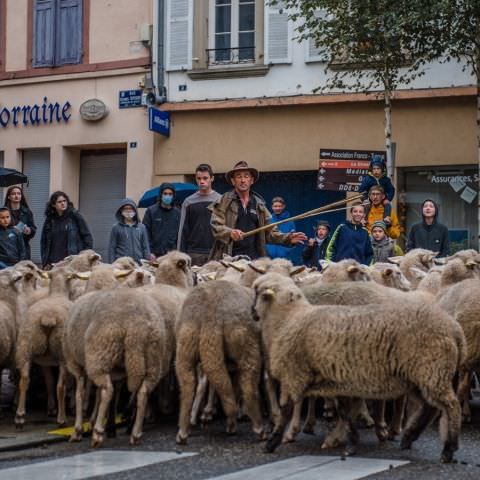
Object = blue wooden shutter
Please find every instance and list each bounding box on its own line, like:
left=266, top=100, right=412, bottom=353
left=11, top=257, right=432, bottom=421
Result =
left=33, top=0, right=56, bottom=67
left=56, top=0, right=83, bottom=65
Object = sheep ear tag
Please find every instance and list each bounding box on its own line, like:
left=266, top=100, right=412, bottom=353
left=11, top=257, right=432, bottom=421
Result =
left=114, top=269, right=133, bottom=279
left=466, top=259, right=476, bottom=269
left=262, top=288, right=275, bottom=300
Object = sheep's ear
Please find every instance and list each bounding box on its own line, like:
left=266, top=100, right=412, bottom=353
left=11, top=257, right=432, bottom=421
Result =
left=248, top=263, right=266, bottom=274
left=466, top=259, right=476, bottom=269
left=89, top=253, right=101, bottom=264
left=347, top=265, right=359, bottom=273
left=114, top=268, right=133, bottom=278
left=74, top=271, right=92, bottom=281
left=387, top=256, right=402, bottom=265
left=135, top=270, right=145, bottom=281
left=11, top=271, right=23, bottom=283
left=290, top=266, right=306, bottom=277
left=409, top=267, right=427, bottom=280
left=434, top=257, right=446, bottom=265
left=220, top=260, right=230, bottom=268
left=425, top=252, right=439, bottom=263
left=319, top=260, right=330, bottom=271
left=23, top=271, right=35, bottom=281
left=177, top=259, right=187, bottom=269
left=149, top=260, right=159, bottom=268
left=382, top=268, right=394, bottom=277
left=229, top=262, right=246, bottom=272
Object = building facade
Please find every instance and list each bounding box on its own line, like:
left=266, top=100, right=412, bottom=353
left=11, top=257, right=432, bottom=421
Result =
left=0, top=0, right=155, bottom=261
left=154, top=0, right=478, bottom=252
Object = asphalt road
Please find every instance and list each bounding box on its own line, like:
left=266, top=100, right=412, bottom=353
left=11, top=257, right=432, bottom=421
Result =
left=0, top=403, right=479, bottom=480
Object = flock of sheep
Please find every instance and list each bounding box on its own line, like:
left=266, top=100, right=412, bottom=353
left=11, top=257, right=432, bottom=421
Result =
left=0, top=247, right=479, bottom=464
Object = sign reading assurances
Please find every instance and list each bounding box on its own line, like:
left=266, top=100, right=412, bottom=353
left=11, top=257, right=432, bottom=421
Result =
left=318, top=149, right=386, bottom=192
left=119, top=90, right=143, bottom=109
left=148, top=107, right=170, bottom=137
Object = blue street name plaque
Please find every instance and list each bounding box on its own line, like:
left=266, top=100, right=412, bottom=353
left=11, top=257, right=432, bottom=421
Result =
left=119, top=90, right=143, bottom=109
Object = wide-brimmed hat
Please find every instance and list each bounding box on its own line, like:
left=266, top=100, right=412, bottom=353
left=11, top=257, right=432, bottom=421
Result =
left=225, top=161, right=259, bottom=185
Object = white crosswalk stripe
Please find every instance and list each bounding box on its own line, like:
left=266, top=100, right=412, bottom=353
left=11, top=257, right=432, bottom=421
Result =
left=207, top=455, right=409, bottom=480
left=0, top=450, right=197, bottom=480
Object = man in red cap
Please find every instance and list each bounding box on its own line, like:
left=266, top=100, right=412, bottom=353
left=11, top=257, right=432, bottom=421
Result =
left=209, top=161, right=307, bottom=260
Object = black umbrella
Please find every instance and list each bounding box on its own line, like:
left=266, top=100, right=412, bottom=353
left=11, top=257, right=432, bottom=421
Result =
left=0, top=167, right=28, bottom=187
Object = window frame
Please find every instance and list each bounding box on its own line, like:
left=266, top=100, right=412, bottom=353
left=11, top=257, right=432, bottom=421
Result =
left=208, top=0, right=256, bottom=67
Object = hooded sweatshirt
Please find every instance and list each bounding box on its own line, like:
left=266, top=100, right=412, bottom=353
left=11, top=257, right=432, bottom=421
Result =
left=407, top=199, right=450, bottom=257
left=0, top=224, right=28, bottom=266
left=108, top=198, right=151, bottom=264
left=143, top=183, right=181, bottom=256
left=358, top=158, right=395, bottom=201
left=325, top=221, right=373, bottom=265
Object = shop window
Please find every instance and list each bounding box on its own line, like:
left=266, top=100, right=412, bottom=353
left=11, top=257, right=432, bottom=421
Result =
left=208, top=0, right=255, bottom=66
left=33, top=0, right=83, bottom=68
left=401, top=167, right=478, bottom=252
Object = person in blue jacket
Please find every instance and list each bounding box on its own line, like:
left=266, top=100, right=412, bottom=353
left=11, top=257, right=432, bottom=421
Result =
left=302, top=220, right=331, bottom=269
left=266, top=197, right=295, bottom=260
left=326, top=202, right=373, bottom=265
left=359, top=155, right=395, bottom=223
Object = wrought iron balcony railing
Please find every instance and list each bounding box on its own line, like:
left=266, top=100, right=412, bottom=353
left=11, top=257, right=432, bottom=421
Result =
left=207, top=46, right=255, bottom=66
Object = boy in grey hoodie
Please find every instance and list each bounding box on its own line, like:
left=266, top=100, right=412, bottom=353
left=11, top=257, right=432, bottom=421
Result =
left=108, top=198, right=151, bottom=264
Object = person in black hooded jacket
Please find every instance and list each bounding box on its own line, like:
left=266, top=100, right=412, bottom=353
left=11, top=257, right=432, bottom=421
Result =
left=407, top=198, right=450, bottom=257
left=143, top=182, right=181, bottom=257
left=40, top=191, right=93, bottom=268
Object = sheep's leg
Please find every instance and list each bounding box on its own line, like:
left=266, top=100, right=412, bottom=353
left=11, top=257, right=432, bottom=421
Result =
left=400, top=401, right=437, bottom=450
left=89, top=387, right=101, bottom=429
left=91, top=375, right=114, bottom=448
left=436, top=390, right=462, bottom=463
left=357, top=399, right=375, bottom=428
left=14, top=362, right=31, bottom=429
left=303, top=397, right=317, bottom=434
left=283, top=398, right=303, bottom=443
left=200, top=384, right=216, bottom=424
left=130, top=381, right=150, bottom=445
left=237, top=368, right=264, bottom=440
left=191, top=369, right=208, bottom=426
left=264, top=371, right=281, bottom=428
left=388, top=395, right=407, bottom=440
left=42, top=366, right=57, bottom=417
left=265, top=397, right=293, bottom=453
left=56, top=366, right=67, bottom=426
left=105, top=382, right=119, bottom=439
left=337, top=397, right=360, bottom=456
left=372, top=400, right=388, bottom=442
left=457, top=370, right=472, bottom=423
left=176, top=359, right=197, bottom=445
left=70, top=374, right=85, bottom=442
left=82, top=379, right=92, bottom=415
left=323, top=397, right=336, bottom=420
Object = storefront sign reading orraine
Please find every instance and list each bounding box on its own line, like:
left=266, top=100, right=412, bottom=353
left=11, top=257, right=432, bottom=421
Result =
left=0, top=97, right=71, bottom=128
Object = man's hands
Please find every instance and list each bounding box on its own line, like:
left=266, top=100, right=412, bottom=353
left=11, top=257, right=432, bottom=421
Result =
left=230, top=229, right=244, bottom=242
left=287, top=232, right=308, bottom=245
left=308, top=238, right=316, bottom=247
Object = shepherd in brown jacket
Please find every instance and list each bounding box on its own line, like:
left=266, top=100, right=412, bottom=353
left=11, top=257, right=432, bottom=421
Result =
left=209, top=162, right=307, bottom=260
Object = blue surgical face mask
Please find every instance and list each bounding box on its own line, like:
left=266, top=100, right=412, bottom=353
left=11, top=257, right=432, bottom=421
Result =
left=162, top=194, right=173, bottom=206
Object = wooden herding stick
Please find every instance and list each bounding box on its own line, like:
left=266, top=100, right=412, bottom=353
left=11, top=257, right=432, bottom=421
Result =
left=242, top=193, right=364, bottom=238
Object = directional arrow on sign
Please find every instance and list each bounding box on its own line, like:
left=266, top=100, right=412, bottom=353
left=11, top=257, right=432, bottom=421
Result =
left=319, top=168, right=326, bottom=174
left=318, top=176, right=325, bottom=181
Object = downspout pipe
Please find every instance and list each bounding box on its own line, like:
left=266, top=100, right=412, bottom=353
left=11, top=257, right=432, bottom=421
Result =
left=153, top=0, right=167, bottom=103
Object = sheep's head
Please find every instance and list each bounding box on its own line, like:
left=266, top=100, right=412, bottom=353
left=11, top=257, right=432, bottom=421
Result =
left=58, top=250, right=102, bottom=272
left=370, top=263, right=411, bottom=291
left=154, top=251, right=194, bottom=288
left=321, top=259, right=370, bottom=283
left=252, top=273, right=303, bottom=321
left=440, top=257, right=480, bottom=286
left=112, top=256, right=138, bottom=271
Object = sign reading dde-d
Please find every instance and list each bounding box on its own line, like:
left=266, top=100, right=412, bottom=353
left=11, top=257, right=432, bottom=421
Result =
left=318, top=149, right=386, bottom=192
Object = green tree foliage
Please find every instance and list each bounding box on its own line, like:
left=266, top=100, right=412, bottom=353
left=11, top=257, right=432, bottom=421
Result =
left=271, top=0, right=444, bottom=176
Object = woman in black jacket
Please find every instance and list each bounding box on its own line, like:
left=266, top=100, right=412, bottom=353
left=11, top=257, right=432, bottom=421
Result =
left=40, top=191, right=93, bottom=268
left=4, top=186, right=37, bottom=259
left=407, top=198, right=450, bottom=257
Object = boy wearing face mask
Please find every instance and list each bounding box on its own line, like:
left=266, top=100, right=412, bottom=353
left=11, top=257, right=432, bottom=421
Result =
left=143, top=183, right=181, bottom=258
left=108, top=198, right=150, bottom=264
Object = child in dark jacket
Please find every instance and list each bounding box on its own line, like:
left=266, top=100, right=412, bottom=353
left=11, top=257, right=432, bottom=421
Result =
left=302, top=220, right=330, bottom=269
left=0, top=207, right=28, bottom=268
left=359, top=155, right=395, bottom=225
left=326, top=203, right=373, bottom=265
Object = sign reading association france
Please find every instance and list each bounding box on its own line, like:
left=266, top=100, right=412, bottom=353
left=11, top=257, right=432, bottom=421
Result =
left=148, top=107, right=170, bottom=137
left=0, top=97, right=71, bottom=128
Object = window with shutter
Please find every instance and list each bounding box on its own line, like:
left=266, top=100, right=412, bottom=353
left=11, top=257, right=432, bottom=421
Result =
left=166, top=0, right=193, bottom=71
left=305, top=10, right=326, bottom=63
left=32, top=0, right=83, bottom=68
left=264, top=0, right=291, bottom=65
